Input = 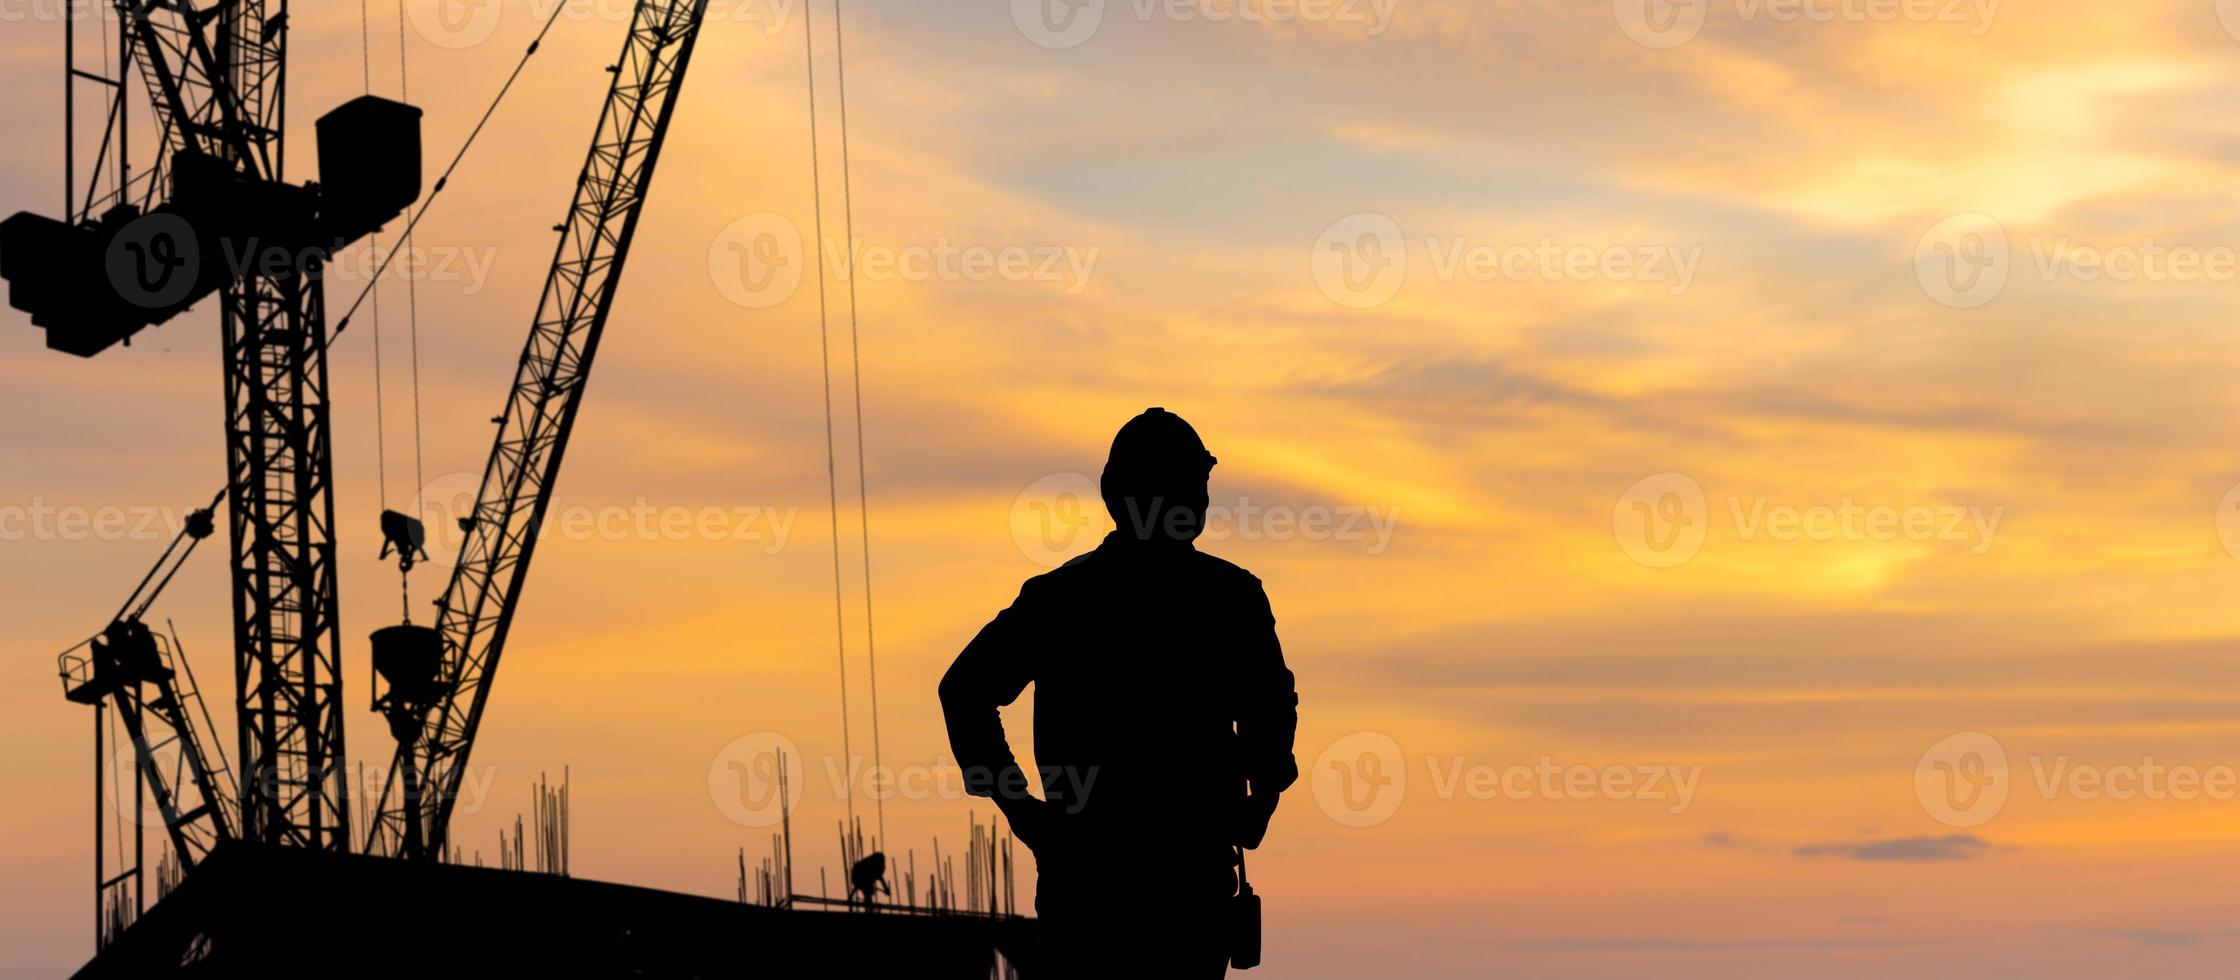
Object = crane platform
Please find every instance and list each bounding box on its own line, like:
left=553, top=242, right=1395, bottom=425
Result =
left=71, top=841, right=1038, bottom=978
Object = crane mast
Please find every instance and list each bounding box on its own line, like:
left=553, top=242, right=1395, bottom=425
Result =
left=11, top=0, right=424, bottom=864
left=366, top=0, right=715, bottom=859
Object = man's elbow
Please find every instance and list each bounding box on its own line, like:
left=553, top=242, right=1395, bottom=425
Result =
left=1268, top=755, right=1300, bottom=794
left=936, top=664, right=974, bottom=715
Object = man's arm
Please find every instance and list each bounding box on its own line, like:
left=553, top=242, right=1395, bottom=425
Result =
left=939, top=580, right=1044, bottom=828
left=1235, top=577, right=1298, bottom=849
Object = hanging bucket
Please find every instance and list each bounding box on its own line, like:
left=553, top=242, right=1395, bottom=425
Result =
left=371, top=623, right=447, bottom=710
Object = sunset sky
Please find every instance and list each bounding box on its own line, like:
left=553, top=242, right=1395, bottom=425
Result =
left=10, top=0, right=2240, bottom=975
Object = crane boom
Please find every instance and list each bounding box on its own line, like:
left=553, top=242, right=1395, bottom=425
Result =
left=366, top=0, right=715, bottom=859
left=60, top=503, right=238, bottom=874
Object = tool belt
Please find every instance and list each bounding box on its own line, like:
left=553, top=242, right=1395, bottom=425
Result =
left=1230, top=846, right=1262, bottom=970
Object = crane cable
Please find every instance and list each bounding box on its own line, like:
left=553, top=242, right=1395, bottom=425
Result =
left=802, top=0, right=857, bottom=842
left=361, top=0, right=391, bottom=513
left=400, top=0, right=427, bottom=499
left=331, top=0, right=575, bottom=341
left=363, top=0, right=432, bottom=624
left=358, top=0, right=433, bottom=512
left=831, top=0, right=886, bottom=858
left=106, top=706, right=129, bottom=884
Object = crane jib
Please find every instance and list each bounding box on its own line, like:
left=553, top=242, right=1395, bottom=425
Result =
left=364, top=0, right=717, bottom=860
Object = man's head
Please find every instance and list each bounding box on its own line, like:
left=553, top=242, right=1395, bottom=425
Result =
left=1101, top=407, right=1217, bottom=544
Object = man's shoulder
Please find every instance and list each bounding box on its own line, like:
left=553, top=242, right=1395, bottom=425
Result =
left=1182, top=548, right=1264, bottom=590
left=1033, top=546, right=1263, bottom=590
left=1016, top=555, right=1093, bottom=598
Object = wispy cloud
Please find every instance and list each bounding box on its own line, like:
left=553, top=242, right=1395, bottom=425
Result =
left=1794, top=835, right=1997, bottom=862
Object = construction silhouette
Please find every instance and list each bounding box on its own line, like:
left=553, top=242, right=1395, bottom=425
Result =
left=943, top=408, right=1301, bottom=978
left=14, top=0, right=1055, bottom=972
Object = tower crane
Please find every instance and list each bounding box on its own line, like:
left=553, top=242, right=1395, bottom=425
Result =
left=3, top=0, right=425, bottom=856
left=59, top=494, right=236, bottom=937
left=365, top=0, right=716, bottom=860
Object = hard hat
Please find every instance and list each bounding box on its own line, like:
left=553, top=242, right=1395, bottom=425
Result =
left=1103, top=407, right=1217, bottom=484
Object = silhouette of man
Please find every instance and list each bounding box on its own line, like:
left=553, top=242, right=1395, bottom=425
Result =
left=941, top=408, right=1299, bottom=978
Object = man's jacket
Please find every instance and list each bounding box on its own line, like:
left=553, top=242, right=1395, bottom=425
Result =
left=941, top=532, right=1299, bottom=866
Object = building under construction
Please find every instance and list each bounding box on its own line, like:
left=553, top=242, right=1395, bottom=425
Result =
left=75, top=841, right=1036, bottom=978
left=3, top=0, right=1038, bottom=971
